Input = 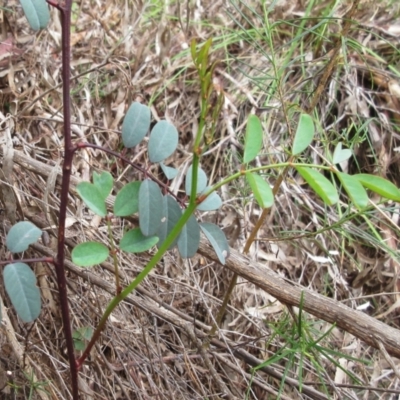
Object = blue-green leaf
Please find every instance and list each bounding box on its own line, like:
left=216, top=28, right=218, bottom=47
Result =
left=185, top=164, right=208, bottom=196
left=6, top=221, right=42, bottom=253
left=114, top=181, right=141, bottom=216
left=296, top=167, right=339, bottom=205
left=197, top=188, right=222, bottom=211
left=72, top=242, right=109, bottom=267
left=139, top=180, right=163, bottom=236
left=292, top=114, right=314, bottom=155
left=157, top=195, right=182, bottom=249
left=148, top=120, right=179, bottom=163
left=120, top=228, right=159, bottom=253
left=332, top=142, right=352, bottom=165
left=19, top=0, right=50, bottom=31
left=93, top=171, right=113, bottom=200
left=243, top=114, right=263, bottom=163
left=353, top=174, right=400, bottom=202
left=4, top=263, right=41, bottom=322
left=73, top=326, right=93, bottom=351
left=77, top=182, right=107, bottom=217
left=200, top=222, right=229, bottom=264
left=177, top=215, right=200, bottom=258
left=337, top=172, right=369, bottom=210
left=121, top=102, right=151, bottom=148
left=160, top=162, right=178, bottom=180
left=246, top=172, right=274, bottom=208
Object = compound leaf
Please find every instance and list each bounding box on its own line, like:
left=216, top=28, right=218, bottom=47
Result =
left=297, top=167, right=338, bottom=205
left=353, top=174, right=400, bottom=202
left=120, top=228, right=159, bottom=253
left=72, top=242, right=109, bottom=267
left=292, top=114, right=314, bottom=155
left=177, top=215, right=200, bottom=258
left=77, top=182, right=107, bottom=217
left=246, top=172, right=274, bottom=208
left=157, top=195, right=182, bottom=249
left=338, top=172, right=369, bottom=210
left=20, top=0, right=50, bottom=31
left=243, top=114, right=263, bottom=163
left=114, top=181, right=141, bottom=216
left=93, top=171, right=113, bottom=200
left=121, top=102, right=151, bottom=148
left=139, top=179, right=163, bottom=236
left=6, top=221, right=42, bottom=253
left=4, top=263, right=41, bottom=322
left=200, top=222, right=229, bottom=264
left=185, top=164, right=208, bottom=196
left=148, top=120, right=179, bottom=163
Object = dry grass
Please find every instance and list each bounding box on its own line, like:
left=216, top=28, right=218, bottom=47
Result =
left=1, top=0, right=400, bottom=399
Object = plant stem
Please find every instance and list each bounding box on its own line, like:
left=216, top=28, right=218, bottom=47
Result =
left=47, top=0, right=79, bottom=398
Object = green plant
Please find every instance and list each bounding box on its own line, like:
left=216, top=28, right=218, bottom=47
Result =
left=2, top=1, right=400, bottom=399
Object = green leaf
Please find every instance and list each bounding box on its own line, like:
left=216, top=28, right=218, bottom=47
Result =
left=120, top=228, right=159, bottom=253
left=185, top=164, right=208, bottom=196
left=200, top=222, right=229, bottom=264
left=296, top=167, right=339, bottom=205
left=139, top=179, right=163, bottom=236
left=332, top=142, right=352, bottom=165
left=292, top=114, right=314, bottom=155
left=77, top=182, right=107, bottom=217
left=157, top=195, right=182, bottom=249
left=148, top=120, right=179, bottom=163
left=113, top=181, right=141, bottom=217
left=73, top=326, right=93, bottom=351
left=353, top=174, right=400, bottom=202
left=160, top=162, right=178, bottom=180
left=3, top=263, right=41, bottom=322
left=19, top=0, right=50, bottom=31
left=243, top=114, right=263, bottom=163
left=6, top=221, right=42, bottom=253
left=197, top=188, right=223, bottom=211
left=72, top=242, right=109, bottom=267
left=93, top=171, right=113, bottom=200
left=246, top=172, right=274, bottom=208
left=337, top=172, right=369, bottom=210
left=177, top=215, right=200, bottom=258
left=121, top=102, right=151, bottom=148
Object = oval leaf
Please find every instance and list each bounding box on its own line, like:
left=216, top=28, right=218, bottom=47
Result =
left=243, top=114, right=263, bottom=163
left=20, top=0, right=50, bottom=31
left=337, top=172, right=369, bottom=210
left=353, top=174, right=400, bottom=202
left=292, top=114, right=314, bottom=155
left=177, top=215, right=200, bottom=258
left=197, top=189, right=223, bottom=211
left=72, top=242, right=109, bottom=267
left=139, top=179, right=163, bottom=236
left=121, top=102, right=151, bottom=148
left=200, top=222, right=229, bottom=264
left=148, top=120, right=179, bottom=163
left=246, top=172, right=274, bottom=208
left=157, top=195, right=182, bottom=249
left=114, top=181, right=141, bottom=216
left=160, top=162, right=178, bottom=180
left=77, top=182, right=107, bottom=217
left=296, top=167, right=339, bottom=205
left=4, top=263, right=41, bottom=322
left=6, top=221, right=42, bottom=253
left=120, top=228, right=159, bottom=253
left=332, top=142, right=352, bottom=165
left=93, top=171, right=113, bottom=200
left=185, top=164, right=208, bottom=196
